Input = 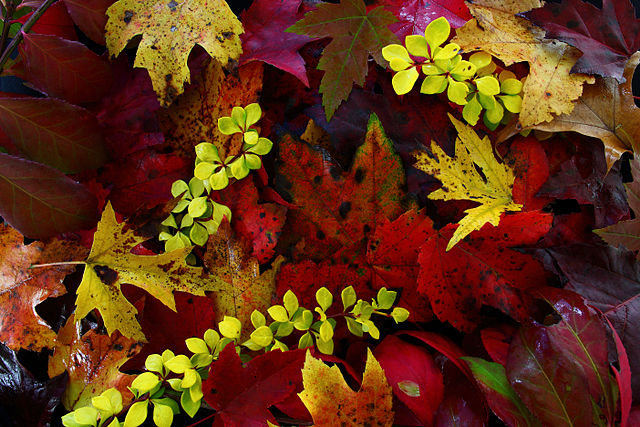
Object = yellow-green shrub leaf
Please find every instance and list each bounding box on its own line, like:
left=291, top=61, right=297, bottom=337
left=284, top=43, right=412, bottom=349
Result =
left=123, top=400, right=148, bottom=427
left=391, top=68, right=419, bottom=95
left=424, top=16, right=450, bottom=51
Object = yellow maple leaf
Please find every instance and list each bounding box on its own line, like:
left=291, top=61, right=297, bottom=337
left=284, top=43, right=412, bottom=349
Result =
left=75, top=202, right=226, bottom=341
left=414, top=114, right=522, bottom=250
left=299, top=348, right=394, bottom=427
left=105, top=0, right=243, bottom=106
left=452, top=0, right=594, bottom=127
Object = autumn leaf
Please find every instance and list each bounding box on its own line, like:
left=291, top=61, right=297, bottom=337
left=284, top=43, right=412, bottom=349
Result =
left=277, top=114, right=405, bottom=253
left=414, top=114, right=522, bottom=250
left=418, top=211, right=552, bottom=332
left=159, top=61, right=264, bottom=159
left=526, top=52, right=640, bottom=170
left=525, top=0, right=640, bottom=82
left=105, top=0, right=243, bottom=106
left=0, top=226, right=87, bottom=351
left=203, top=345, right=306, bottom=426
left=379, top=0, right=471, bottom=40
left=287, top=0, right=398, bottom=120
left=239, top=0, right=312, bottom=86
left=63, top=0, right=112, bottom=45
left=48, top=315, right=141, bottom=410
left=299, top=348, right=394, bottom=426
left=452, top=0, right=594, bottom=127
left=596, top=155, right=640, bottom=255
left=0, top=153, right=99, bottom=239
left=74, top=202, right=226, bottom=341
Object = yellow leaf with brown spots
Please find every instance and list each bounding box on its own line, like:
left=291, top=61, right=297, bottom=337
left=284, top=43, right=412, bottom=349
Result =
left=105, top=0, right=243, bottom=106
left=299, top=348, right=394, bottom=427
left=452, top=1, right=594, bottom=127
left=0, top=225, right=87, bottom=351
left=74, top=202, right=228, bottom=341
left=159, top=61, right=263, bottom=159
left=203, top=224, right=283, bottom=342
left=48, top=315, right=141, bottom=410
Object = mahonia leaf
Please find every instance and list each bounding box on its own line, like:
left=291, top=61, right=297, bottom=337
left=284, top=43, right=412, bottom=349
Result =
left=287, top=0, right=398, bottom=120
left=105, top=0, right=243, bottom=106
left=414, top=114, right=522, bottom=250
left=299, top=348, right=394, bottom=426
left=75, top=202, right=226, bottom=341
left=452, top=0, right=594, bottom=127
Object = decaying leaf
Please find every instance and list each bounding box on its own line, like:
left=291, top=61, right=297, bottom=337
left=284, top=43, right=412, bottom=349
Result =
left=48, top=315, right=141, bottom=410
left=525, top=52, right=640, bottom=170
left=74, top=202, right=226, bottom=341
left=287, top=0, right=398, bottom=120
left=299, top=348, right=394, bottom=426
left=414, top=114, right=522, bottom=250
left=453, top=0, right=594, bottom=127
left=105, top=0, right=243, bottom=106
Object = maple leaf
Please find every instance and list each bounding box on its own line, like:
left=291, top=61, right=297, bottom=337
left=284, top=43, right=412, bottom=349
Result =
left=239, top=0, right=312, bottom=86
left=287, top=0, right=398, bottom=120
left=159, top=61, right=264, bottom=159
left=299, top=348, right=394, bottom=426
left=0, top=225, right=87, bottom=351
left=452, top=0, right=594, bottom=127
left=203, top=345, right=306, bottom=427
left=48, top=315, right=141, bottom=410
left=525, top=0, right=640, bottom=82
left=525, top=52, right=640, bottom=170
left=596, top=155, right=640, bottom=256
left=418, top=211, right=552, bottom=332
left=277, top=114, right=405, bottom=253
left=414, top=114, right=522, bottom=250
left=105, top=0, right=243, bottom=106
left=74, top=202, right=226, bottom=341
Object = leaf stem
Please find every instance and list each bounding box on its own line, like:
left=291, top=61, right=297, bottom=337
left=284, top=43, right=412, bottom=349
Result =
left=0, top=0, right=16, bottom=54
left=29, top=261, right=86, bottom=269
left=0, top=0, right=56, bottom=73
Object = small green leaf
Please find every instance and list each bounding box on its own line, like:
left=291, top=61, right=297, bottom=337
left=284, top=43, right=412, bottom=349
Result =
left=229, top=157, right=250, bottom=179
left=245, top=153, right=262, bottom=170
left=501, top=78, right=523, bottom=95
left=195, top=142, right=221, bottom=162
left=268, top=305, right=289, bottom=322
left=72, top=406, right=99, bottom=425
left=131, top=372, right=160, bottom=394
left=123, top=400, right=149, bottom=427
left=475, top=76, right=501, bottom=96
left=319, top=320, right=334, bottom=342
left=188, top=177, right=205, bottom=197
left=217, top=116, right=241, bottom=135
left=433, top=43, right=460, bottom=61
left=424, top=16, right=450, bottom=51
left=382, top=44, right=412, bottom=71
left=485, top=101, right=505, bottom=124
left=293, top=309, right=313, bottom=330
left=346, top=317, right=363, bottom=336
left=171, top=180, right=190, bottom=199
left=244, top=103, right=262, bottom=127
left=316, top=336, right=334, bottom=354
left=463, top=94, right=483, bottom=126
left=451, top=60, right=476, bottom=81
left=275, top=321, right=294, bottom=337
left=298, top=331, right=314, bottom=348
left=243, top=129, right=259, bottom=145
left=283, top=290, right=299, bottom=317
left=361, top=319, right=380, bottom=339
left=194, top=162, right=215, bottom=180
left=152, top=401, right=174, bottom=427
left=189, top=222, right=209, bottom=246
left=204, top=329, right=220, bottom=350
left=420, top=75, right=447, bottom=94
left=231, top=106, right=247, bottom=130
left=219, top=316, right=242, bottom=339
left=447, top=78, right=469, bottom=105
left=209, top=169, right=229, bottom=191
left=180, top=390, right=200, bottom=418
left=398, top=380, right=421, bottom=397
left=499, top=94, right=522, bottom=113
left=315, top=287, right=333, bottom=311
left=376, top=287, right=397, bottom=310
left=391, top=307, right=410, bottom=323
left=251, top=310, right=267, bottom=328
left=251, top=325, right=274, bottom=347
left=341, top=286, right=357, bottom=310
left=392, top=67, right=419, bottom=95
left=187, top=197, right=209, bottom=218
left=164, top=355, right=193, bottom=374
left=469, top=51, right=492, bottom=69
left=247, top=137, right=273, bottom=155
left=186, top=338, right=209, bottom=354
left=405, top=35, right=428, bottom=57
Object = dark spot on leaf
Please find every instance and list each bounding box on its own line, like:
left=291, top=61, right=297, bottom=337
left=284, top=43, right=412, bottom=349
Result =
left=329, top=166, right=341, bottom=181
left=339, top=201, right=351, bottom=219
left=313, top=175, right=322, bottom=184
left=566, top=20, right=579, bottom=29
left=363, top=224, right=371, bottom=233
left=168, top=0, right=178, bottom=11
left=114, top=343, right=123, bottom=351
left=222, top=31, right=233, bottom=39
left=355, top=167, right=365, bottom=183
left=165, top=74, right=173, bottom=82
left=259, top=212, right=266, bottom=218
left=316, top=230, right=325, bottom=240
left=93, top=265, right=118, bottom=286
left=123, top=10, right=133, bottom=23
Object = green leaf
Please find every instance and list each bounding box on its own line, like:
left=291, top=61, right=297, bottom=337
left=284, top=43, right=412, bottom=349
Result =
left=219, top=316, right=242, bottom=339
left=293, top=309, right=314, bottom=330
left=186, top=338, right=209, bottom=354
left=164, top=355, right=192, bottom=374
left=251, top=310, right=267, bottom=328
left=447, top=78, right=469, bottom=105
left=72, top=407, right=99, bottom=425
left=397, top=380, right=421, bottom=397
left=187, top=197, right=209, bottom=218
left=247, top=137, right=273, bottom=155
left=217, top=116, right=242, bottom=135
left=268, top=305, right=289, bottom=322
left=131, top=372, right=160, bottom=394
left=376, top=288, right=397, bottom=310
left=391, top=67, right=419, bottom=95
left=250, top=325, right=274, bottom=347
left=316, top=287, right=333, bottom=311
left=195, top=142, right=221, bottom=162
left=405, top=35, right=428, bottom=57
left=476, top=76, right=501, bottom=96
left=433, top=43, right=460, bottom=61
left=283, top=290, right=299, bottom=317
left=316, top=336, right=334, bottom=354
left=391, top=307, right=410, bottom=323
left=420, top=75, right=447, bottom=94
left=299, top=331, right=314, bottom=348
left=287, top=0, right=398, bottom=120
left=341, top=286, right=357, bottom=310
left=424, top=16, right=450, bottom=51
left=463, top=94, right=483, bottom=125
left=123, top=400, right=149, bottom=427
left=231, top=106, right=247, bottom=130
left=382, top=44, right=412, bottom=71
left=499, top=95, right=523, bottom=113
left=180, top=390, right=200, bottom=418
left=244, top=103, right=262, bottom=127
left=501, top=78, right=523, bottom=95
left=152, top=401, right=174, bottom=427
left=319, top=320, right=334, bottom=342
left=194, top=162, right=215, bottom=180
left=469, top=51, right=492, bottom=69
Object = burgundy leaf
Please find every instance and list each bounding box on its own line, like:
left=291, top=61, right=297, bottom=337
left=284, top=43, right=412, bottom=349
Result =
left=63, top=0, right=113, bottom=45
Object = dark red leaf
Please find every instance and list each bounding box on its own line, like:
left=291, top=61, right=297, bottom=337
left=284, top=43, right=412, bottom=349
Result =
left=480, top=325, right=516, bottom=366
left=374, top=335, right=443, bottom=426
left=240, top=0, right=312, bottom=86
left=63, top=0, right=112, bottom=45
left=418, top=212, right=552, bottom=332
left=203, top=345, right=306, bottom=427
left=0, top=153, right=99, bottom=238
left=15, top=0, right=77, bottom=40
left=525, top=0, right=640, bottom=81
left=435, top=362, right=487, bottom=427
left=507, top=326, right=592, bottom=427
left=378, top=0, right=471, bottom=40
left=603, top=314, right=631, bottom=427
left=20, top=33, right=114, bottom=104
left=0, top=97, right=108, bottom=173
left=506, top=136, right=553, bottom=211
